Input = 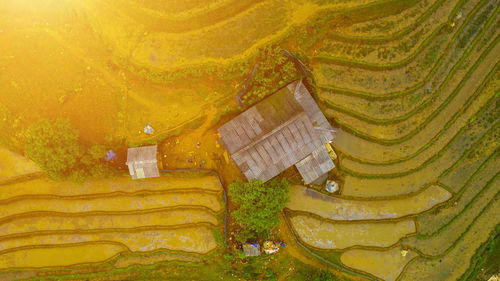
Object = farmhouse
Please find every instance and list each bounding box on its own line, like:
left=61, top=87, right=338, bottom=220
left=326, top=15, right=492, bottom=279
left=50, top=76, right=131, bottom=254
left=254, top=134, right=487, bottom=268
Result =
left=126, top=145, right=160, bottom=179
left=218, top=80, right=335, bottom=184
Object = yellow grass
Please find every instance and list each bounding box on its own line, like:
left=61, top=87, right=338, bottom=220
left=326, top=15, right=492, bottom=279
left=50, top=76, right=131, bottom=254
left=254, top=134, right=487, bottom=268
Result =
left=0, top=175, right=222, bottom=201
left=341, top=247, right=418, bottom=281
left=0, top=147, right=40, bottom=181
left=327, top=31, right=500, bottom=165
left=78, top=0, right=378, bottom=71
left=291, top=215, right=415, bottom=249
left=0, top=13, right=123, bottom=143
left=417, top=159, right=500, bottom=235
left=340, top=0, right=435, bottom=37
left=286, top=185, right=451, bottom=220
left=319, top=0, right=463, bottom=64
left=0, top=243, right=126, bottom=269
left=0, top=173, right=222, bottom=269
left=0, top=192, right=222, bottom=220
left=126, top=0, right=225, bottom=16
left=0, top=208, right=218, bottom=237
left=0, top=0, right=234, bottom=142
left=338, top=86, right=497, bottom=175
left=113, top=252, right=201, bottom=268
left=322, top=35, right=500, bottom=143
left=316, top=57, right=429, bottom=93
left=401, top=195, right=500, bottom=280
left=0, top=226, right=217, bottom=254
left=403, top=177, right=499, bottom=256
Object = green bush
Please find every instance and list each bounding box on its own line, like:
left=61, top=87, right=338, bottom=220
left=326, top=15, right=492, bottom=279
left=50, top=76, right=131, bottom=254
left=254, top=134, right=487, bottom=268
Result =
left=222, top=253, right=235, bottom=262
left=265, top=267, right=278, bottom=281
left=25, top=118, right=116, bottom=181
left=311, top=270, right=343, bottom=281
left=241, top=45, right=301, bottom=105
left=211, top=228, right=224, bottom=247
left=25, top=118, right=80, bottom=179
left=228, top=178, right=290, bottom=242
left=290, top=267, right=350, bottom=281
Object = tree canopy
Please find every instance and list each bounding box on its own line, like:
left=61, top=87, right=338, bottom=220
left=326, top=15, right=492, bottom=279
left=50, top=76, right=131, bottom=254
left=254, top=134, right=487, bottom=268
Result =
left=228, top=178, right=290, bottom=242
left=25, top=118, right=115, bottom=181
left=25, top=118, right=80, bottom=178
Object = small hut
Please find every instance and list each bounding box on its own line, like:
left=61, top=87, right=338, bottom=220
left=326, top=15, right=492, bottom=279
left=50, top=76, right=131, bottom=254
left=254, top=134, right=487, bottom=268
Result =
left=126, top=145, right=160, bottom=180
left=243, top=243, right=261, bottom=257
left=217, top=79, right=336, bottom=185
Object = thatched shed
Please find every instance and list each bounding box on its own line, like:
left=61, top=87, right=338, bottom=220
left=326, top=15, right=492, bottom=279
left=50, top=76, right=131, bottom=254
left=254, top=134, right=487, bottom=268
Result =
left=218, top=80, right=335, bottom=184
left=126, top=145, right=160, bottom=180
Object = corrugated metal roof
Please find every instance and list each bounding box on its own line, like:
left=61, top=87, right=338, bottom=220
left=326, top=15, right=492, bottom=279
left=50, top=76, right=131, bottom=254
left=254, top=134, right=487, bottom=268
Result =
left=291, top=80, right=335, bottom=143
left=230, top=113, right=321, bottom=182
left=218, top=79, right=335, bottom=184
left=218, top=88, right=303, bottom=154
left=126, top=146, right=159, bottom=180
left=128, top=162, right=160, bottom=180
left=295, top=145, right=335, bottom=184
left=126, top=145, right=157, bottom=164
left=243, top=243, right=260, bottom=257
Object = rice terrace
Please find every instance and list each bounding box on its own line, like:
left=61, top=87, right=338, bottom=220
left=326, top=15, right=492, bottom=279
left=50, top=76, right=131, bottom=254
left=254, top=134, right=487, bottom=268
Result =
left=0, top=0, right=498, bottom=280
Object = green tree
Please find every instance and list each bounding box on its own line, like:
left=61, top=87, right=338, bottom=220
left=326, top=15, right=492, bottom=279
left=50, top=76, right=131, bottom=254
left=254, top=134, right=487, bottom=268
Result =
left=88, top=144, right=106, bottom=160
left=228, top=178, right=290, bottom=242
left=25, top=118, right=115, bottom=181
left=25, top=118, right=79, bottom=179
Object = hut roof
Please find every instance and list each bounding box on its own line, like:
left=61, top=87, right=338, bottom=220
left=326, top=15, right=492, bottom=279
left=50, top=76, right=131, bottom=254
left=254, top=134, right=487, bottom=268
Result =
left=218, top=79, right=336, bottom=184
left=218, top=88, right=303, bottom=155
left=126, top=145, right=160, bottom=180
left=288, top=80, right=334, bottom=143
left=229, top=111, right=322, bottom=182
left=296, top=145, right=335, bottom=184
left=126, top=145, right=157, bottom=165
left=243, top=243, right=261, bottom=257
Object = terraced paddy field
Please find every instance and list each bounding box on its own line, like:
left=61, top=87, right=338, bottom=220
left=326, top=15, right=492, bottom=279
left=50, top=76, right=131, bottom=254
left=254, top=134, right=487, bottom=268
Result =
left=0, top=0, right=398, bottom=146
left=1, top=0, right=499, bottom=280
left=0, top=147, right=40, bottom=182
left=0, top=171, right=224, bottom=271
left=284, top=0, right=500, bottom=279
left=340, top=247, right=419, bottom=281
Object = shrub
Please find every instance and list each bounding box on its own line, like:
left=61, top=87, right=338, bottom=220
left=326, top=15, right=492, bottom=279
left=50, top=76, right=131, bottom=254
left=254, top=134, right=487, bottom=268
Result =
left=211, top=228, right=225, bottom=247
left=25, top=118, right=80, bottom=179
left=228, top=178, right=290, bottom=242
left=311, top=270, right=344, bottom=281
left=241, top=45, right=301, bottom=105
left=25, top=118, right=116, bottom=181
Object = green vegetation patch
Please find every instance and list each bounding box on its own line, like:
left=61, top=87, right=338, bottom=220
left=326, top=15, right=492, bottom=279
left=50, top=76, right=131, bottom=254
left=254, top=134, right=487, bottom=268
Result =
left=24, top=118, right=116, bottom=182
left=461, top=224, right=500, bottom=281
left=229, top=178, right=290, bottom=242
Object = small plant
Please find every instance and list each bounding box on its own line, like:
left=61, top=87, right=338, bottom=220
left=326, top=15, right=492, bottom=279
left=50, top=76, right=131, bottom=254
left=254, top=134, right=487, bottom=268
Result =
left=211, top=228, right=225, bottom=247
left=222, top=253, right=235, bottom=262
left=228, top=178, right=290, bottom=243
